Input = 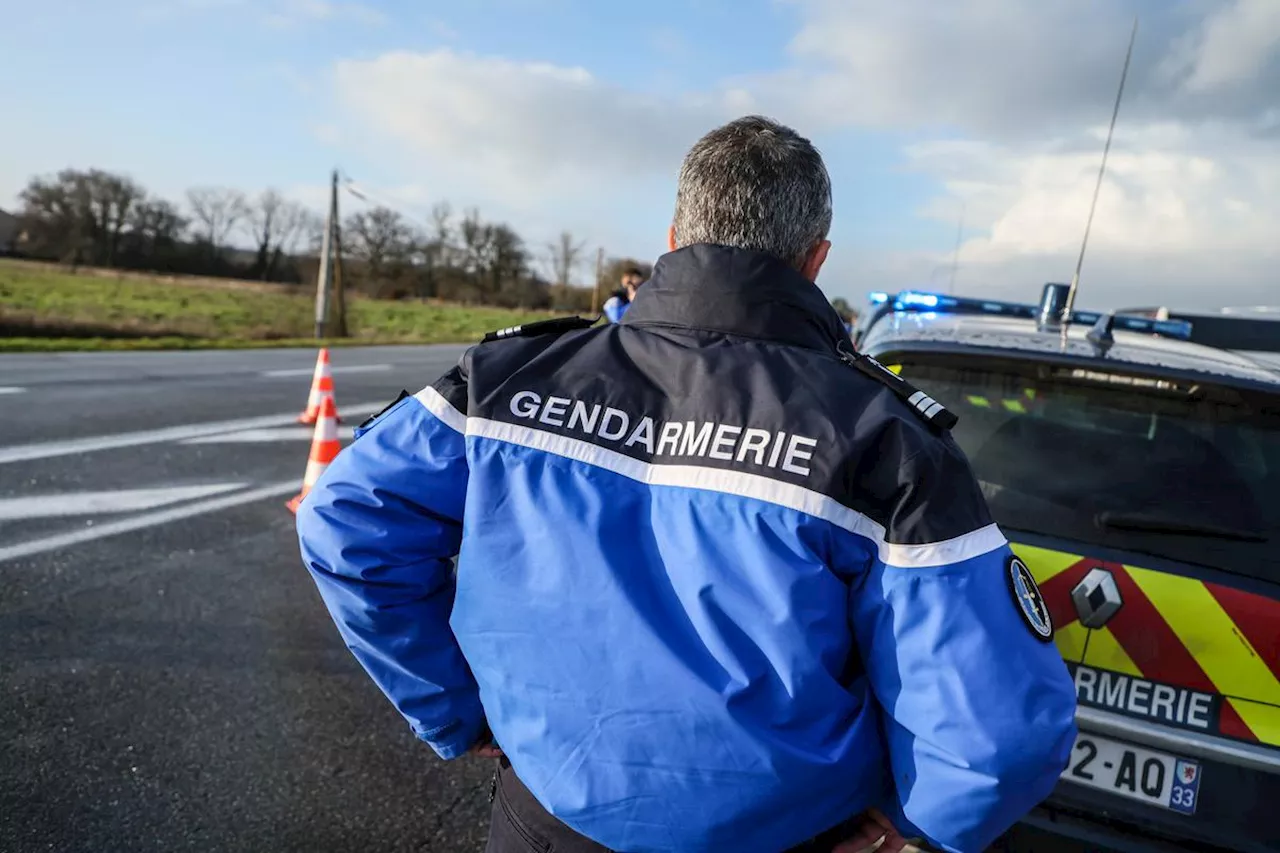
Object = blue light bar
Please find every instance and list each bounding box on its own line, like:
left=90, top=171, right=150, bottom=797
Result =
left=1113, top=315, right=1194, bottom=341
left=891, top=290, right=1034, bottom=319
left=1068, top=311, right=1191, bottom=339
left=868, top=291, right=889, bottom=305
left=880, top=289, right=1195, bottom=341
left=897, top=291, right=940, bottom=308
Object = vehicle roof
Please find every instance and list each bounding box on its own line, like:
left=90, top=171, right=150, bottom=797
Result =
left=860, top=311, right=1280, bottom=389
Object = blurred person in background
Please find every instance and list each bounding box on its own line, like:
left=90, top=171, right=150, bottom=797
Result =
left=295, top=115, right=1076, bottom=853
left=603, top=264, right=646, bottom=323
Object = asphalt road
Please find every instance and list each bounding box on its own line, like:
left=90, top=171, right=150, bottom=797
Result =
left=0, top=346, right=497, bottom=853
left=0, top=346, right=1089, bottom=853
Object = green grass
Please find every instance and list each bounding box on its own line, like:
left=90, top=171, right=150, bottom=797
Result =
left=0, top=259, right=560, bottom=351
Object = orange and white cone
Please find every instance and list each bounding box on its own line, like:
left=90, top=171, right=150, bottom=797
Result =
left=287, top=395, right=341, bottom=514
left=298, top=348, right=342, bottom=425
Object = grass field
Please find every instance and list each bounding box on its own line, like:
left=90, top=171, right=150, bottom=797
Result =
left=0, top=259, right=561, bottom=351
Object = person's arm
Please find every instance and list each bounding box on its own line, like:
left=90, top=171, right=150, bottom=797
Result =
left=295, top=363, right=486, bottom=760
left=602, top=295, right=624, bottom=323
left=848, top=432, right=1077, bottom=853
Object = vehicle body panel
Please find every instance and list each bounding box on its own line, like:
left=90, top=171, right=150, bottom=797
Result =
left=1013, top=539, right=1280, bottom=749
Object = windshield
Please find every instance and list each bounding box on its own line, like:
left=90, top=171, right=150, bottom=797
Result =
left=896, top=356, right=1280, bottom=582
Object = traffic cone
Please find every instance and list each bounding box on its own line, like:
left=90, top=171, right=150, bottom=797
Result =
left=298, top=348, right=342, bottom=425
left=287, top=395, right=341, bottom=514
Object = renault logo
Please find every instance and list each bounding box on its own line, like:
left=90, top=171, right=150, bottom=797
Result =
left=1071, top=567, right=1123, bottom=629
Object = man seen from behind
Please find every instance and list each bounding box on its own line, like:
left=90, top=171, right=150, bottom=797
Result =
left=295, top=115, right=1078, bottom=853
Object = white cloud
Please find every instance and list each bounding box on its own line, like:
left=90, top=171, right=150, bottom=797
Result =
left=1174, top=0, right=1280, bottom=93
left=896, top=121, right=1280, bottom=309
left=333, top=49, right=732, bottom=206
left=323, top=2, right=1280, bottom=308
left=738, top=0, right=1141, bottom=138
left=752, top=0, right=1280, bottom=136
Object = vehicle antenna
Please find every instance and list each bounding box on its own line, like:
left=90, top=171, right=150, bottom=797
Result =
left=1061, top=16, right=1138, bottom=349
left=948, top=202, right=965, bottom=295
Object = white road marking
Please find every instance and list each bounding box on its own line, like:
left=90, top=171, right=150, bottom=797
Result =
left=0, top=401, right=385, bottom=465
left=0, top=484, right=246, bottom=520
left=261, top=364, right=393, bottom=378
left=181, top=426, right=316, bottom=444
left=0, top=480, right=299, bottom=564
left=0, top=387, right=26, bottom=395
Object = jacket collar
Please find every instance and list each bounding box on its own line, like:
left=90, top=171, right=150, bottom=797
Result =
left=620, top=244, right=848, bottom=352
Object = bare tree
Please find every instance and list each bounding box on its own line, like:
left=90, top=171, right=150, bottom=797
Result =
left=344, top=206, right=414, bottom=294
left=17, top=171, right=91, bottom=263
left=458, top=207, right=488, bottom=277
left=9, top=161, right=581, bottom=301
left=17, top=168, right=145, bottom=266
left=487, top=224, right=528, bottom=290
left=287, top=209, right=321, bottom=256
left=242, top=189, right=307, bottom=280
left=186, top=187, right=247, bottom=258
left=304, top=210, right=329, bottom=255
left=545, top=230, right=585, bottom=288
left=429, top=202, right=452, bottom=241
left=426, top=202, right=454, bottom=267
left=95, top=171, right=145, bottom=266
left=127, top=198, right=188, bottom=259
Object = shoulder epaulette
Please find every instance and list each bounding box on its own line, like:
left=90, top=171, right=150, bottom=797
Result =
left=481, top=314, right=598, bottom=343
left=837, top=342, right=958, bottom=431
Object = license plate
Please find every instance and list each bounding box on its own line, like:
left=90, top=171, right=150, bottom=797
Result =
left=1061, top=732, right=1202, bottom=815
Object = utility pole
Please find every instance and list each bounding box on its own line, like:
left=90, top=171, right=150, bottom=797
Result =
left=313, top=168, right=349, bottom=339
left=313, top=170, right=336, bottom=339
left=591, top=247, right=604, bottom=315
left=330, top=177, right=348, bottom=338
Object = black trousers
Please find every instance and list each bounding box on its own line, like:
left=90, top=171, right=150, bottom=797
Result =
left=484, top=756, right=863, bottom=853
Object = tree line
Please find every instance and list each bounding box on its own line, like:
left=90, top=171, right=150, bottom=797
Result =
left=8, top=168, right=647, bottom=312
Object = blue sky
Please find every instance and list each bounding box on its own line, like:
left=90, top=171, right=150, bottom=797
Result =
left=0, top=1, right=795, bottom=202
left=2, top=0, right=1278, bottom=309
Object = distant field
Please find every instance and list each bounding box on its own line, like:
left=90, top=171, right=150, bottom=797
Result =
left=0, top=259, right=560, bottom=351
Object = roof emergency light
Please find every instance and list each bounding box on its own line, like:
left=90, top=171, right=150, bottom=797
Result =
left=897, top=291, right=940, bottom=309
left=871, top=285, right=1194, bottom=342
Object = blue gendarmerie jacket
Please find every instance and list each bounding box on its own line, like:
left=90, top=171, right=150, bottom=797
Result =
left=296, top=244, right=1078, bottom=853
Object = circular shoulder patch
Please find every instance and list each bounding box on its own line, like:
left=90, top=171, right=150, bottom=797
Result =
left=1006, top=555, right=1054, bottom=642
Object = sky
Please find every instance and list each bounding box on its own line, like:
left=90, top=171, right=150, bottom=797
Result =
left=1, top=0, right=1278, bottom=311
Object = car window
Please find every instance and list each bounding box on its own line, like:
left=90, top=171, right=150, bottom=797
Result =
left=897, top=357, right=1280, bottom=583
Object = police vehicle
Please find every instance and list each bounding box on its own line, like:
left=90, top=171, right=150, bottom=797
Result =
left=853, top=284, right=1280, bottom=853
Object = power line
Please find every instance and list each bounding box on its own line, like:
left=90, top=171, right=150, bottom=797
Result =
left=339, top=177, right=430, bottom=222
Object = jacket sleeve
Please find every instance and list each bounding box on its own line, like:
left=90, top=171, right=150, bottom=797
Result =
left=602, top=296, right=624, bottom=324
left=294, top=364, right=485, bottom=760
left=848, top=431, right=1078, bottom=853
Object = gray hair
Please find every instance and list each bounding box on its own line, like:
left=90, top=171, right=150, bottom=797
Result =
left=672, top=116, right=832, bottom=269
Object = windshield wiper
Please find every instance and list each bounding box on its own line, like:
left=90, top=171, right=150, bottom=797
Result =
left=1096, top=511, right=1269, bottom=543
